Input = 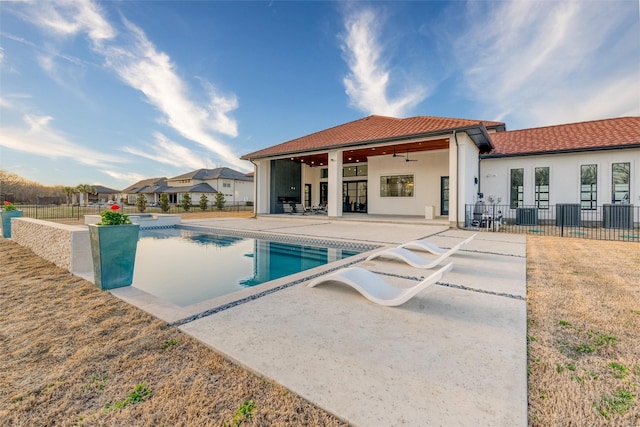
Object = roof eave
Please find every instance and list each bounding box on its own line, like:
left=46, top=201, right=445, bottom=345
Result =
left=481, top=143, right=640, bottom=159
left=241, top=124, right=493, bottom=161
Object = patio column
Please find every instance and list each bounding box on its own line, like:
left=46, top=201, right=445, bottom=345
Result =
left=449, top=135, right=459, bottom=227
left=255, top=160, right=270, bottom=214
left=327, top=150, right=343, bottom=218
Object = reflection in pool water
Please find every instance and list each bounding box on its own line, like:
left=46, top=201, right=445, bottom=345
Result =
left=132, top=228, right=362, bottom=307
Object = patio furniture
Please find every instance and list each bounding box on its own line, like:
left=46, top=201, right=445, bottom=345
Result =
left=314, top=204, right=328, bottom=214
left=282, top=204, right=294, bottom=214
left=366, top=235, right=471, bottom=269
left=399, top=233, right=477, bottom=255
left=307, top=262, right=453, bottom=306
left=294, top=203, right=311, bottom=215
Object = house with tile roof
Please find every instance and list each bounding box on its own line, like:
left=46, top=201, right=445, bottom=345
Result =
left=122, top=167, right=253, bottom=207
left=480, top=117, right=640, bottom=218
left=241, top=115, right=639, bottom=226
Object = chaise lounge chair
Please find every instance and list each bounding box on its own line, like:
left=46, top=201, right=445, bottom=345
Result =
left=398, top=233, right=477, bottom=255
left=307, top=262, right=453, bottom=306
left=366, top=234, right=475, bottom=269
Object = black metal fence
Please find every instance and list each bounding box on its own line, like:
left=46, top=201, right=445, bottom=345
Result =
left=464, top=203, right=639, bottom=242
left=9, top=203, right=254, bottom=222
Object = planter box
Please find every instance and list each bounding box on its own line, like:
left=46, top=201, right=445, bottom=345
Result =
left=89, top=224, right=140, bottom=290
left=1, top=210, right=23, bottom=238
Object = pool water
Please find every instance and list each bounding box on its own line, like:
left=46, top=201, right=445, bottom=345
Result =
left=132, top=228, right=363, bottom=306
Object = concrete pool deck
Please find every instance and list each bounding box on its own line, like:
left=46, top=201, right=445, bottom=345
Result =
left=115, top=217, right=528, bottom=425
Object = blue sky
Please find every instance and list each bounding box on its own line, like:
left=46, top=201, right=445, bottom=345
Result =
left=1, top=1, right=638, bottom=189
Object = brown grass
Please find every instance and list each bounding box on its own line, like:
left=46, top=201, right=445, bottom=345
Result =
left=527, top=236, right=640, bottom=426
left=0, top=238, right=347, bottom=426
left=2, top=227, right=638, bottom=426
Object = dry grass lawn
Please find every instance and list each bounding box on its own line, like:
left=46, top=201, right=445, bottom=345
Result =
left=0, top=238, right=347, bottom=426
left=1, top=223, right=638, bottom=426
left=527, top=236, right=640, bottom=426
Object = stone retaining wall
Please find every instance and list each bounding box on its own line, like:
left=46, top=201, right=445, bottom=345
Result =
left=11, top=218, right=92, bottom=276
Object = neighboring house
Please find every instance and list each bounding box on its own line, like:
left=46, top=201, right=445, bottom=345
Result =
left=121, top=177, right=168, bottom=206
left=122, top=168, right=254, bottom=207
left=90, top=185, right=121, bottom=204
left=241, top=115, right=640, bottom=226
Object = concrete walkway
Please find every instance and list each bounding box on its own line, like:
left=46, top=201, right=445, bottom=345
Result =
left=170, top=217, right=527, bottom=426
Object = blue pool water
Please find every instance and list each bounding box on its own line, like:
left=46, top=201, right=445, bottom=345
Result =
left=132, top=228, right=364, bottom=306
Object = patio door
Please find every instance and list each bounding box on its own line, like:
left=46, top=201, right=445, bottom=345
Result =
left=342, top=181, right=367, bottom=212
left=441, top=176, right=449, bottom=215
left=304, top=184, right=311, bottom=208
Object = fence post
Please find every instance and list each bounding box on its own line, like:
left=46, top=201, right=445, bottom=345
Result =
left=560, top=204, right=564, bottom=237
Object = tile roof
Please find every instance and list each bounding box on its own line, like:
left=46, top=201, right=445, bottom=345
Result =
left=92, top=185, right=120, bottom=194
left=170, top=167, right=253, bottom=181
left=122, top=177, right=167, bottom=193
left=242, top=115, right=504, bottom=159
left=486, top=117, right=640, bottom=157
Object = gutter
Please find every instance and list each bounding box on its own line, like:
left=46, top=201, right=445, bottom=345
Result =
left=454, top=131, right=462, bottom=229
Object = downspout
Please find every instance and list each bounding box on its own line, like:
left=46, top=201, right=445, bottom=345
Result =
left=249, top=159, right=258, bottom=218
left=454, top=131, right=462, bottom=229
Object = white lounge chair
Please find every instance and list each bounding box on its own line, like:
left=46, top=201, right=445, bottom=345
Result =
left=307, top=262, right=453, bottom=306
left=398, top=233, right=477, bottom=255
left=366, top=234, right=475, bottom=269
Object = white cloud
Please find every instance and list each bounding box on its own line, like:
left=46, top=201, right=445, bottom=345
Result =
left=122, top=132, right=214, bottom=170
left=27, top=0, right=115, bottom=42
left=99, top=19, right=244, bottom=170
left=454, top=0, right=640, bottom=127
left=340, top=6, right=427, bottom=117
left=103, top=170, right=146, bottom=184
left=0, top=114, right=124, bottom=168
left=13, top=0, right=250, bottom=172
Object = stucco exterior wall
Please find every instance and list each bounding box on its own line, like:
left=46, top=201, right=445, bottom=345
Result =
left=480, top=148, right=640, bottom=207
left=367, top=150, right=449, bottom=216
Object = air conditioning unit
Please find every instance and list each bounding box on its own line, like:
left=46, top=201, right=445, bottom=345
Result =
left=556, top=204, right=581, bottom=227
left=516, top=207, right=538, bottom=226
left=603, top=204, right=633, bottom=229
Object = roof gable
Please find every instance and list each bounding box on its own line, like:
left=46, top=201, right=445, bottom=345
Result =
left=486, top=117, right=640, bottom=157
left=242, top=115, right=504, bottom=160
left=170, top=167, right=253, bottom=181
left=122, top=177, right=167, bottom=193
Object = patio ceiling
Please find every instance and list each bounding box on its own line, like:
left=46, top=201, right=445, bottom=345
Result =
left=288, top=138, right=450, bottom=167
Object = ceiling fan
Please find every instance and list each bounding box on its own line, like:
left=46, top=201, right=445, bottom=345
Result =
left=392, top=146, right=401, bottom=158
left=405, top=150, right=418, bottom=162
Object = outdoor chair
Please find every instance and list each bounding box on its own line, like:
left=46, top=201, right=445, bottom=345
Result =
left=307, top=262, right=453, bottom=306
left=282, top=204, right=294, bottom=214
left=398, top=233, right=476, bottom=255
left=366, top=235, right=472, bottom=269
left=314, top=204, right=328, bottom=214
left=294, top=203, right=311, bottom=215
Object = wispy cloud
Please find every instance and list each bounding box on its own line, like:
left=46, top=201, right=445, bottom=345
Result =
left=13, top=0, right=249, bottom=171
left=103, top=170, right=146, bottom=184
left=340, top=6, right=427, bottom=117
left=453, top=1, right=640, bottom=127
left=0, top=114, right=124, bottom=168
left=100, top=19, right=242, bottom=165
left=122, top=132, right=214, bottom=170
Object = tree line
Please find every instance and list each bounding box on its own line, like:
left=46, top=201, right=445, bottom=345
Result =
left=0, top=170, right=99, bottom=206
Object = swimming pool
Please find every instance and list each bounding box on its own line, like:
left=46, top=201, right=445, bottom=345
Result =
left=132, top=228, right=368, bottom=306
